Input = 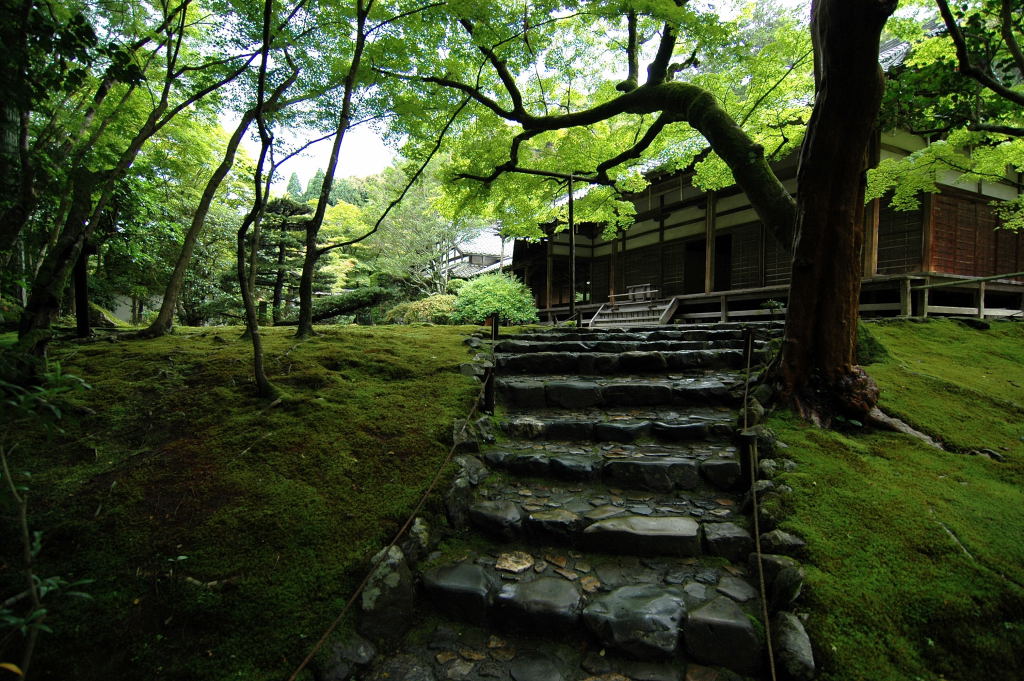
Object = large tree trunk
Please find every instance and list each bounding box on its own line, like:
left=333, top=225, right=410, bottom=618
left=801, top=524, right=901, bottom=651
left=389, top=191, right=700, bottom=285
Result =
left=140, top=110, right=256, bottom=338
left=777, top=0, right=896, bottom=423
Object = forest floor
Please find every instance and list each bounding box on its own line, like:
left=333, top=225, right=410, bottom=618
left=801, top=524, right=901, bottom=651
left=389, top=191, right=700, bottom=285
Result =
left=0, top=318, right=1021, bottom=681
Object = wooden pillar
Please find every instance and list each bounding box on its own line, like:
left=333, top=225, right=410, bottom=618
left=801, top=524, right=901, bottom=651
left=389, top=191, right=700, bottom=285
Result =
left=900, top=277, right=911, bottom=316
left=922, top=193, right=935, bottom=272
left=704, top=191, right=716, bottom=293
left=922, top=278, right=930, bottom=318
left=978, top=281, right=986, bottom=319
left=609, top=233, right=618, bottom=302
left=658, top=195, right=666, bottom=295
left=545, top=239, right=553, bottom=314
left=865, top=198, right=880, bottom=275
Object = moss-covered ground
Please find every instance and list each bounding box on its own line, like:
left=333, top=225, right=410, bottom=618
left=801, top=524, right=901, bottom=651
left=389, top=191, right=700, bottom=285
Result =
left=4, top=319, right=1023, bottom=681
left=0, top=325, right=481, bottom=681
left=766, top=319, right=1024, bottom=681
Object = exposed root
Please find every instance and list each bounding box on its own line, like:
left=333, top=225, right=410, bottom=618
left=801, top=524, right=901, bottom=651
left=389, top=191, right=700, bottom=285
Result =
left=866, top=407, right=943, bottom=449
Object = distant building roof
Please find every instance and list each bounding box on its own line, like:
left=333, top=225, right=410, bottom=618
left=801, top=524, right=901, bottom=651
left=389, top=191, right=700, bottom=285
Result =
left=458, top=229, right=505, bottom=257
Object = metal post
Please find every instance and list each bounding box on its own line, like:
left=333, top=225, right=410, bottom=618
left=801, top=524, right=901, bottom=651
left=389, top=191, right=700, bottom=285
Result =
left=569, top=173, right=576, bottom=323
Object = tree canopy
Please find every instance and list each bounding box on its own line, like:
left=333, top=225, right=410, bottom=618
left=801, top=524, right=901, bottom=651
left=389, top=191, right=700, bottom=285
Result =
left=868, top=0, right=1024, bottom=230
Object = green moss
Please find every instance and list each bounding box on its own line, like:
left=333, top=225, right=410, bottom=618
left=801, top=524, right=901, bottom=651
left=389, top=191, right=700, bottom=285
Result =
left=1, top=325, right=481, bottom=681
left=770, top=319, right=1024, bottom=681
left=864, top=318, right=1024, bottom=465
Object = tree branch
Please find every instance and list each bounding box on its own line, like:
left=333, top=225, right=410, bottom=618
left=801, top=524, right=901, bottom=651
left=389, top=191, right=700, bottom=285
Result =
left=617, top=10, right=640, bottom=92
left=459, top=18, right=526, bottom=116
left=457, top=166, right=612, bottom=186
left=646, top=1, right=688, bottom=86
left=594, top=112, right=677, bottom=182
left=373, top=67, right=517, bottom=121
left=936, top=0, right=1024, bottom=106
left=999, top=0, right=1024, bottom=75
left=969, top=122, right=1024, bottom=137
left=740, top=49, right=813, bottom=126
left=316, top=98, right=470, bottom=256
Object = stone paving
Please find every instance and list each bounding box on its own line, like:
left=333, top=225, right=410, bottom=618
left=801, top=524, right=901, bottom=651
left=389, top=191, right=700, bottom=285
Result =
left=345, top=323, right=808, bottom=681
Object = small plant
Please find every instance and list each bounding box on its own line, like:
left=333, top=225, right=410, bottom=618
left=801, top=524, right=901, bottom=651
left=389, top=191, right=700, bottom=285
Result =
left=451, top=273, right=539, bottom=325
left=760, top=298, right=785, bottom=321
left=1, top=364, right=91, bottom=678
left=384, top=295, right=457, bottom=324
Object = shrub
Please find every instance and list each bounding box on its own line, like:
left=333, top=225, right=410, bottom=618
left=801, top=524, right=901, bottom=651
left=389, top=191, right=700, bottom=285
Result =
left=451, top=273, right=539, bottom=325
left=446, top=278, right=466, bottom=294
left=384, top=295, right=457, bottom=324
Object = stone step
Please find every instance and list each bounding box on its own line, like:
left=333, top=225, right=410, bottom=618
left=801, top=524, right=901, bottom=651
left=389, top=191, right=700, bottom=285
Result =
left=501, top=326, right=782, bottom=343
left=481, top=440, right=744, bottom=491
left=495, top=348, right=756, bottom=375
left=418, top=549, right=764, bottom=675
left=365, top=619, right=757, bottom=681
left=465, top=471, right=752, bottom=559
left=497, top=374, right=740, bottom=409
left=494, top=338, right=767, bottom=353
left=499, top=406, right=736, bottom=444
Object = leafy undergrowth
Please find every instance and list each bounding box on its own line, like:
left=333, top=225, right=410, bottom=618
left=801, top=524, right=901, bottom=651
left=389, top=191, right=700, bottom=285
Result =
left=767, top=319, right=1024, bottom=681
left=1, top=325, right=481, bottom=681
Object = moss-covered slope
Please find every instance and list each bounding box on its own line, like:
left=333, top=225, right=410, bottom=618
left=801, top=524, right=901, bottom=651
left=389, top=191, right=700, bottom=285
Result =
left=766, top=319, right=1024, bottom=681
left=1, top=325, right=481, bottom=681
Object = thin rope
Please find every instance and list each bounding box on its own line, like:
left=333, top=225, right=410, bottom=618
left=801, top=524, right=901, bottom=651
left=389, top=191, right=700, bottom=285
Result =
left=286, top=373, right=489, bottom=681
left=743, top=328, right=779, bottom=681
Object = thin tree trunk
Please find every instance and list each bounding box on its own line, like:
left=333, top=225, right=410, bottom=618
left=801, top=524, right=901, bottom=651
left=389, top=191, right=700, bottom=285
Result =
left=777, top=0, right=896, bottom=423
left=235, top=0, right=279, bottom=399
left=140, top=110, right=257, bottom=337
left=295, top=0, right=369, bottom=339
left=272, top=237, right=287, bottom=323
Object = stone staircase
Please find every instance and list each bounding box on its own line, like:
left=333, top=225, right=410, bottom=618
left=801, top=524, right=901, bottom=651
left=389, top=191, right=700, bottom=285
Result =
left=352, top=322, right=797, bottom=681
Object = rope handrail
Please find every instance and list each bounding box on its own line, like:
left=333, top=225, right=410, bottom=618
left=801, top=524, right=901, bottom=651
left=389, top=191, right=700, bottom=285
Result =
left=286, top=354, right=492, bottom=681
left=742, top=328, right=778, bottom=681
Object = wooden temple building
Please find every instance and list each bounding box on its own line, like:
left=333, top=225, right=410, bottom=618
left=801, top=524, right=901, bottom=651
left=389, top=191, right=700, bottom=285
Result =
left=509, top=131, right=1024, bottom=326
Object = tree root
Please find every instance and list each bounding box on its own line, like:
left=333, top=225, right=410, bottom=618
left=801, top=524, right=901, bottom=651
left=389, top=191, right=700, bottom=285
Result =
left=866, top=407, right=944, bottom=449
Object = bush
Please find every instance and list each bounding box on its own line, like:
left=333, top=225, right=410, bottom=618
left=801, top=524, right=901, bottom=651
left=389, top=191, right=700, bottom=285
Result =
left=451, top=273, right=539, bottom=325
left=384, top=295, right=457, bottom=324
left=446, top=278, right=466, bottom=294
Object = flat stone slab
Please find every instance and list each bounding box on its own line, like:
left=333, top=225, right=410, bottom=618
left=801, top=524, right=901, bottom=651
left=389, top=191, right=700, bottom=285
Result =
left=496, top=576, right=582, bottom=632
left=583, top=584, right=688, bottom=658
left=525, top=508, right=584, bottom=539
left=700, top=457, right=742, bottom=490
left=603, top=457, right=700, bottom=491
left=583, top=515, right=701, bottom=556
left=421, top=563, right=499, bottom=625
left=702, top=522, right=754, bottom=562
left=685, top=596, right=763, bottom=675
left=469, top=500, right=522, bottom=540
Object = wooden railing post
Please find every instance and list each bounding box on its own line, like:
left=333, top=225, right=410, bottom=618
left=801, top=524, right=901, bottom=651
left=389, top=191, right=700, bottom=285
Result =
left=900, top=277, right=911, bottom=316
left=922, top=277, right=930, bottom=318
left=977, top=281, right=986, bottom=319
